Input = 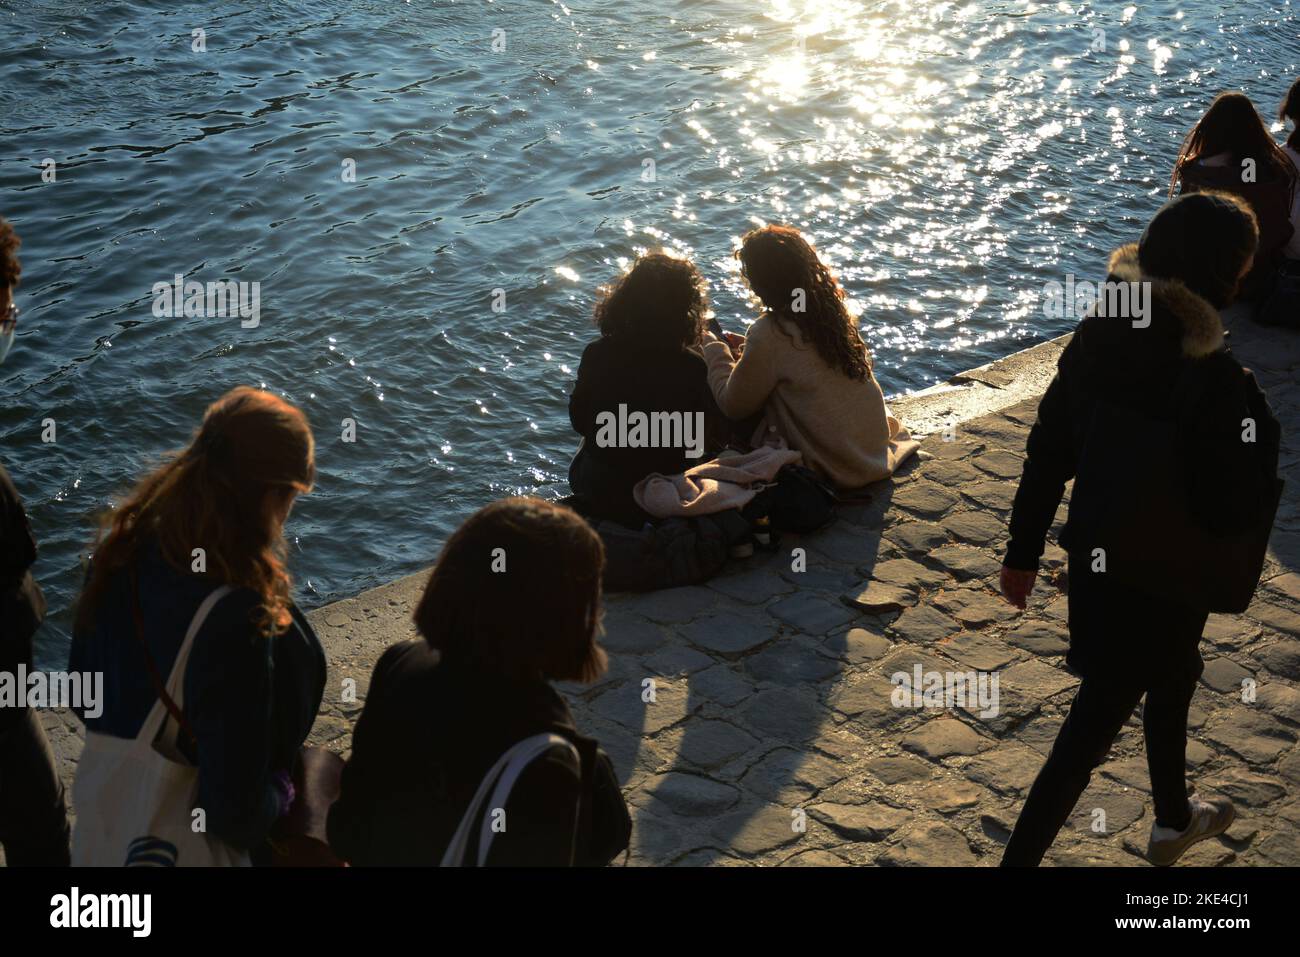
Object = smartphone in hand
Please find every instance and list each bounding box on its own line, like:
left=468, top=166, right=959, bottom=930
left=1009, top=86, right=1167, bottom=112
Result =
left=706, top=316, right=724, bottom=339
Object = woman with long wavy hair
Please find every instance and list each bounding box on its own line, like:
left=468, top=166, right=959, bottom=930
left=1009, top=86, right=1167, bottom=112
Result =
left=703, top=224, right=918, bottom=488
left=68, top=386, right=325, bottom=864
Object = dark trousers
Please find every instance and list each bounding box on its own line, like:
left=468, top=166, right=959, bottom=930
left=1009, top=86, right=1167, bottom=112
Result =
left=0, top=707, right=71, bottom=866
left=1000, top=668, right=1198, bottom=866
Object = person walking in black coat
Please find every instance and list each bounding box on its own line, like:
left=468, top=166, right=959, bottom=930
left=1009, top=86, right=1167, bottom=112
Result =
left=999, top=192, right=1265, bottom=866
left=0, top=215, right=71, bottom=866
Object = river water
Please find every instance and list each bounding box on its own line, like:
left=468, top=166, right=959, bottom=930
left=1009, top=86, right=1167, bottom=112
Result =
left=1, top=0, right=1297, bottom=662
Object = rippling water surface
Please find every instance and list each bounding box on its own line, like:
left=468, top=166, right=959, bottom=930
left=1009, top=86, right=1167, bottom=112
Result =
left=2, top=0, right=1297, bottom=662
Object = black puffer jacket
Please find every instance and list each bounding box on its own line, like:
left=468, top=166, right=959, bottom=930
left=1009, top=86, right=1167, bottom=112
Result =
left=1006, top=242, right=1257, bottom=571
left=1005, top=244, right=1273, bottom=678
left=569, top=336, right=727, bottom=526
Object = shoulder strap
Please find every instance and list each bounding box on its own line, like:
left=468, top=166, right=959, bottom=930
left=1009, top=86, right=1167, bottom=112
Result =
left=549, top=725, right=599, bottom=859
left=476, top=733, right=580, bottom=867
left=132, top=569, right=233, bottom=753
left=439, top=732, right=580, bottom=867
left=551, top=725, right=632, bottom=866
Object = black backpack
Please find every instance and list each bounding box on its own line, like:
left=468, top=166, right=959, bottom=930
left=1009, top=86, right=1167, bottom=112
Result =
left=593, top=510, right=753, bottom=592
left=1071, top=356, right=1283, bottom=613
left=768, top=464, right=838, bottom=533
left=1257, top=259, right=1300, bottom=329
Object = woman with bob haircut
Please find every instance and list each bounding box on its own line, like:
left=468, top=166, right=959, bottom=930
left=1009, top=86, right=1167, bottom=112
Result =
left=328, top=496, right=631, bottom=867
left=702, top=224, right=918, bottom=488
left=568, top=252, right=726, bottom=526
left=69, top=386, right=325, bottom=863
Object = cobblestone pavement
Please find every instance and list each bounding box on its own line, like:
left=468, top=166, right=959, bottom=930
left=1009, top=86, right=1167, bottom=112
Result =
left=32, top=317, right=1300, bottom=867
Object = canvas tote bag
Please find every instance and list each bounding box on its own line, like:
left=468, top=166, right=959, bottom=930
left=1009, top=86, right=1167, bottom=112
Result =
left=440, top=732, right=580, bottom=867
left=72, top=584, right=251, bottom=867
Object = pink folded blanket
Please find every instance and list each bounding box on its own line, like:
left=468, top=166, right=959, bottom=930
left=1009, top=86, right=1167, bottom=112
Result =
left=632, top=445, right=804, bottom=518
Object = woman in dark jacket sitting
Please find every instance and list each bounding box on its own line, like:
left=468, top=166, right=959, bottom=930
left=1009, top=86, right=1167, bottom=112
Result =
left=69, top=387, right=325, bottom=863
left=999, top=191, right=1263, bottom=867
left=328, top=496, right=631, bottom=867
left=568, top=253, right=726, bottom=527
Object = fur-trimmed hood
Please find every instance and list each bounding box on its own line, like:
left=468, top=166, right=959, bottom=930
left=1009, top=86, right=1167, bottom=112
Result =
left=1106, top=243, right=1225, bottom=358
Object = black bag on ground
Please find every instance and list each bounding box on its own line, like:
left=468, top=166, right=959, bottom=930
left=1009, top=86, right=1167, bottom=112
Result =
left=594, top=509, right=753, bottom=592
left=1070, top=362, right=1283, bottom=613
left=1257, top=259, right=1300, bottom=329
left=769, top=464, right=837, bottom=533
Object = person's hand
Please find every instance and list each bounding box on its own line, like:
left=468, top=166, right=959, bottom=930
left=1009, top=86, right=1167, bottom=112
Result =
left=1000, top=565, right=1037, bottom=610
left=722, top=330, right=745, bottom=357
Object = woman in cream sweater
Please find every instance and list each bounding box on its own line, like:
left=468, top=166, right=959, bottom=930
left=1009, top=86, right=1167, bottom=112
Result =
left=703, top=225, right=918, bottom=489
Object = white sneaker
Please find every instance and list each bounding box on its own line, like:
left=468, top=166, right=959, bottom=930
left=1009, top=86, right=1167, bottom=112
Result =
left=1146, top=796, right=1235, bottom=866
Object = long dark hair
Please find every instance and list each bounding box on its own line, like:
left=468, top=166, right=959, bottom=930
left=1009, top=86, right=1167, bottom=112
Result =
left=1279, top=77, right=1300, bottom=150
left=736, top=224, right=870, bottom=382
left=1170, top=91, right=1296, bottom=196
left=593, top=252, right=707, bottom=349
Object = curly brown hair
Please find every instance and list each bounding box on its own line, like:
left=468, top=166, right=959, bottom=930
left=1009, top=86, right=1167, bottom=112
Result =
left=0, top=216, right=21, bottom=289
left=593, top=252, right=707, bottom=349
left=737, top=224, right=870, bottom=382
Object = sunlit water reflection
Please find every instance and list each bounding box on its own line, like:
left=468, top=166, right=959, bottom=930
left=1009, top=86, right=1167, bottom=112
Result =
left=1, top=0, right=1297, bottom=660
